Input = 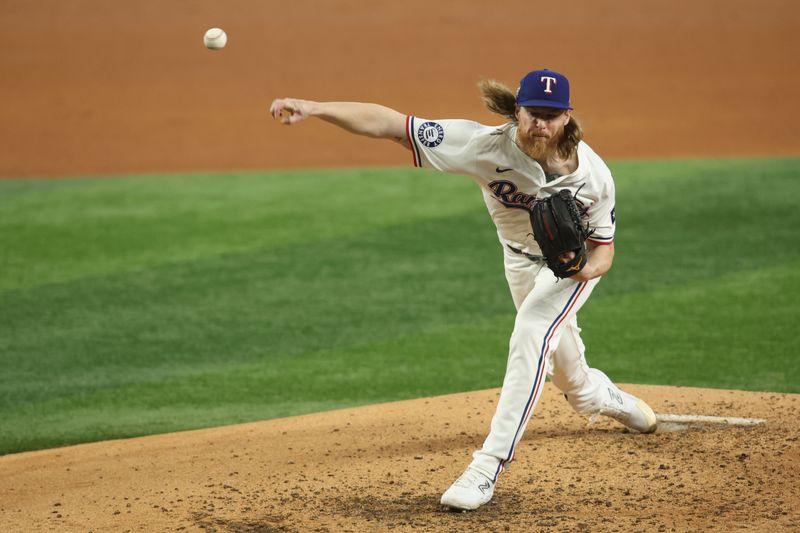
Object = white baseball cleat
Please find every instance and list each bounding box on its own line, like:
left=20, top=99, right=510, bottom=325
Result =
left=440, top=467, right=495, bottom=510
left=590, top=369, right=658, bottom=434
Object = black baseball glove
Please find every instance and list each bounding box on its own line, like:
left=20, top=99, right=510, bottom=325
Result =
left=529, top=189, right=593, bottom=279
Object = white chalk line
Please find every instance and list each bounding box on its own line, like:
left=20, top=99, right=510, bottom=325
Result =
left=656, top=414, right=766, bottom=426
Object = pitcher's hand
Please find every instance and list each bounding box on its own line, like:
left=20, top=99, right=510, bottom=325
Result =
left=269, top=98, right=317, bottom=125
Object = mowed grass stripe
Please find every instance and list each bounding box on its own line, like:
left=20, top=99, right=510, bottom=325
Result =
left=0, top=320, right=511, bottom=453
left=0, top=157, right=798, bottom=453
left=0, top=168, right=483, bottom=292
left=601, top=156, right=799, bottom=295
left=582, top=260, right=800, bottom=393
left=4, top=260, right=796, bottom=452
left=1, top=210, right=508, bottom=377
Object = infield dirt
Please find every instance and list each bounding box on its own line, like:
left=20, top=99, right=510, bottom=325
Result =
left=1, top=0, right=799, bottom=531
left=2, top=385, right=798, bottom=531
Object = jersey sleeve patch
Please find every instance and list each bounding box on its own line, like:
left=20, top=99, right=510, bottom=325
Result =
left=417, top=121, right=445, bottom=147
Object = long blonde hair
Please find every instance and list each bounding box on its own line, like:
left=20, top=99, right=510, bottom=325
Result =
left=478, top=78, right=583, bottom=159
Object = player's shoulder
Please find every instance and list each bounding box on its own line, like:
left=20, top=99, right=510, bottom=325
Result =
left=409, top=116, right=502, bottom=149
left=577, top=142, right=613, bottom=182
left=467, top=122, right=517, bottom=151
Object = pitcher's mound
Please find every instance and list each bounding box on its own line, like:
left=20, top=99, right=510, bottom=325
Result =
left=1, top=383, right=798, bottom=531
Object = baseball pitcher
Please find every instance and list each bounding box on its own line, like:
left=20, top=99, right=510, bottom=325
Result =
left=270, top=69, right=657, bottom=511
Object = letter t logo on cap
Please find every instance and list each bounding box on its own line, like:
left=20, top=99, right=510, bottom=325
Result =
left=516, top=69, right=572, bottom=109
left=540, top=76, right=557, bottom=94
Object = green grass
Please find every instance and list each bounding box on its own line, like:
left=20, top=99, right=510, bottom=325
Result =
left=1, top=158, right=798, bottom=454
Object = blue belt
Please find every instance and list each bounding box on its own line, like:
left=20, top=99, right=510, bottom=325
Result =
left=507, top=245, right=545, bottom=262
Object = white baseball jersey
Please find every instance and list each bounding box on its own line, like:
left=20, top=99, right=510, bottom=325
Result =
left=405, top=117, right=616, bottom=255
left=403, top=115, right=656, bottom=491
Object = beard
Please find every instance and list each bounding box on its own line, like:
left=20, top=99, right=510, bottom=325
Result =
left=516, top=129, right=562, bottom=161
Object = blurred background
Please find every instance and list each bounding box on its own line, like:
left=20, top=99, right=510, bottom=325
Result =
left=1, top=0, right=798, bottom=178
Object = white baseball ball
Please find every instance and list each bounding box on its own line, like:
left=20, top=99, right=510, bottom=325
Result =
left=203, top=28, right=227, bottom=50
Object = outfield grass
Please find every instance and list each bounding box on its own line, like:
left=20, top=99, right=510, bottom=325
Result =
left=1, top=158, right=798, bottom=454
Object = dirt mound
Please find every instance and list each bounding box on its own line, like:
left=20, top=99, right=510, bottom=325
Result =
left=2, top=384, right=798, bottom=531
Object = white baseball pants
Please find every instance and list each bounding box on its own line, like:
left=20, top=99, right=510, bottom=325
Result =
left=469, top=243, right=610, bottom=482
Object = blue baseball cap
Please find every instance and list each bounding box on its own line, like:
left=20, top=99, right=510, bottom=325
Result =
left=516, top=69, right=572, bottom=110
